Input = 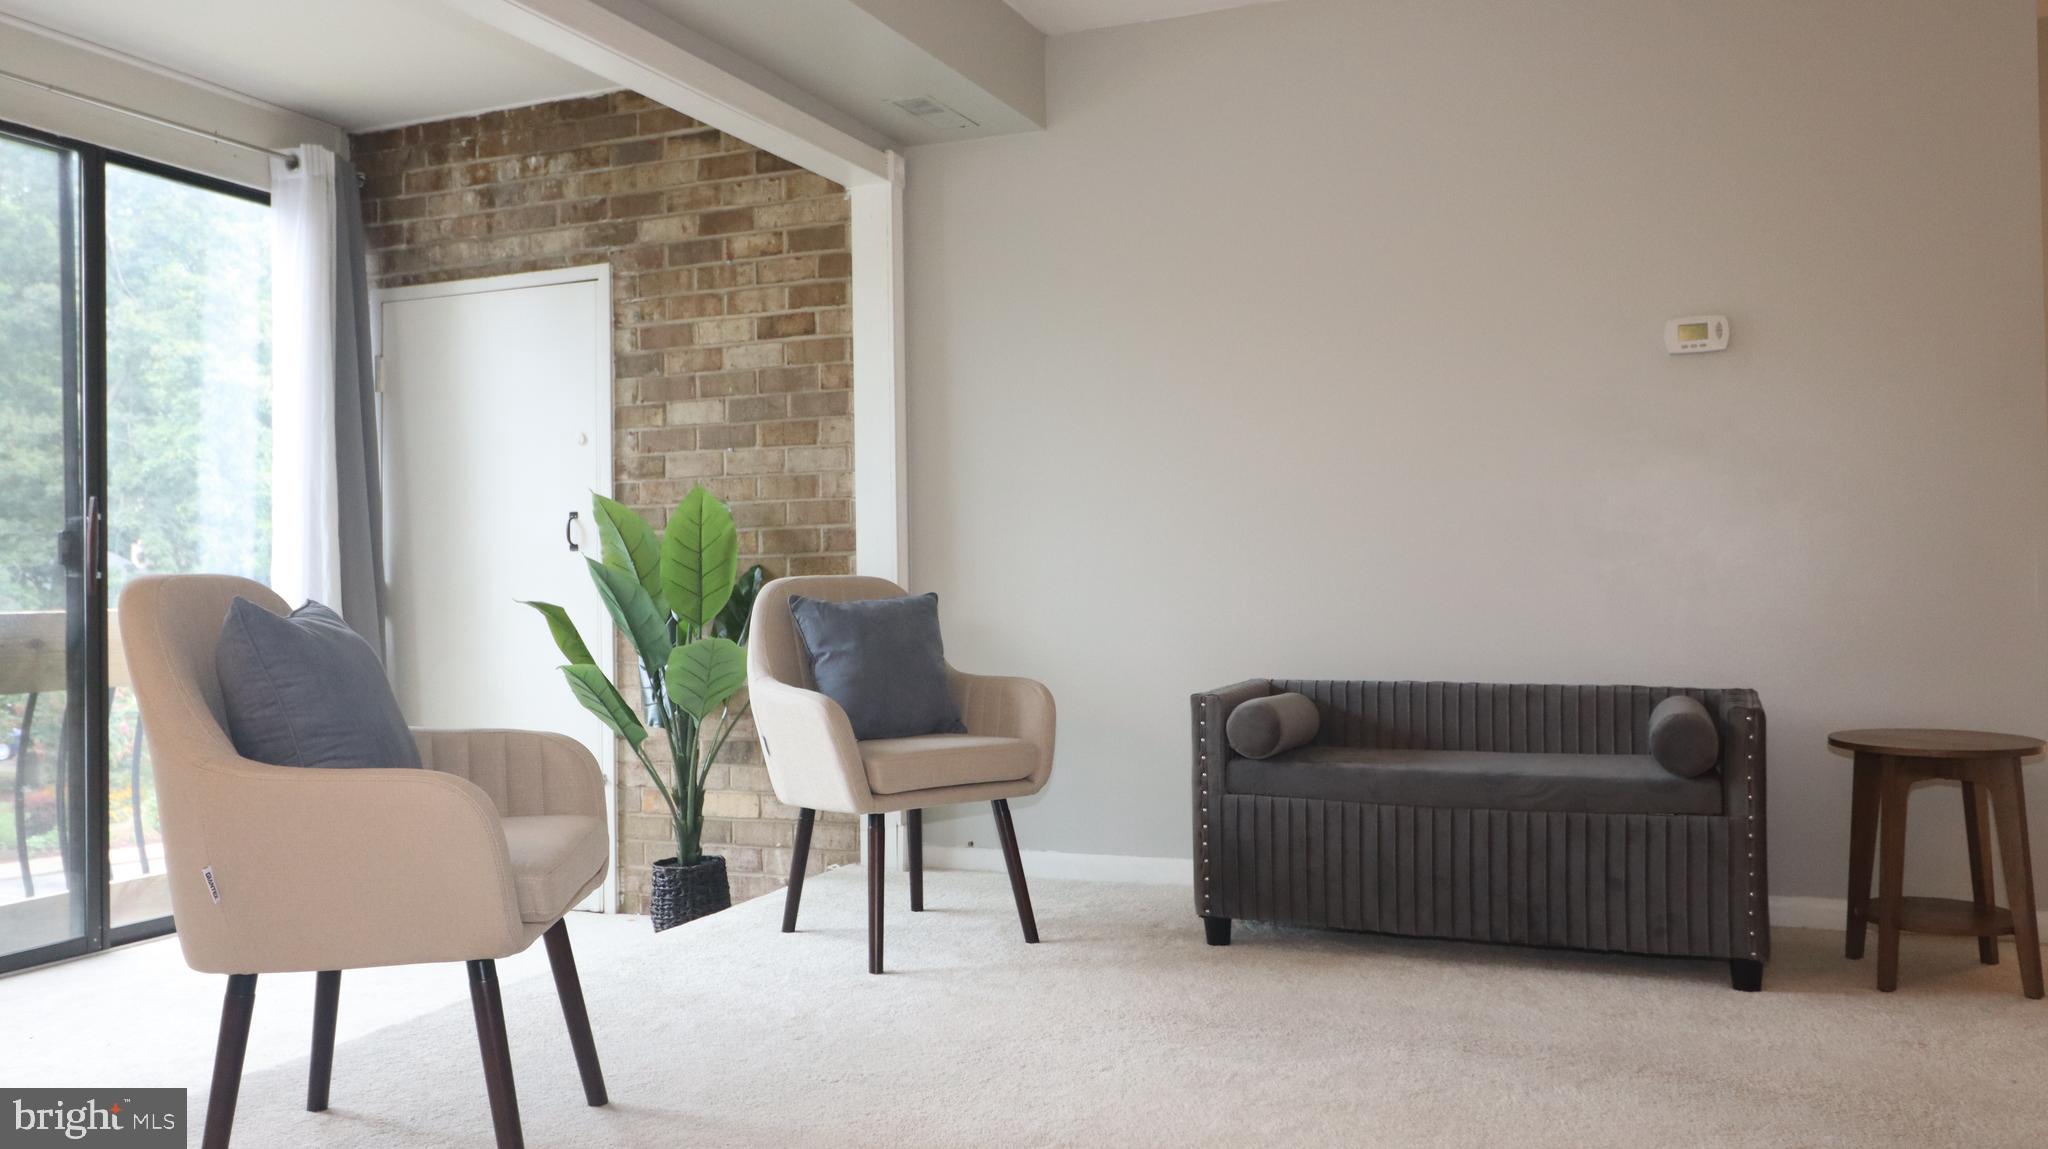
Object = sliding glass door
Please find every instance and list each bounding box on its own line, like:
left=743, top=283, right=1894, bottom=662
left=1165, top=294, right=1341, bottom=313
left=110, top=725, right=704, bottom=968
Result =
left=0, top=121, right=270, bottom=971
left=0, top=128, right=91, bottom=968
left=103, top=161, right=271, bottom=930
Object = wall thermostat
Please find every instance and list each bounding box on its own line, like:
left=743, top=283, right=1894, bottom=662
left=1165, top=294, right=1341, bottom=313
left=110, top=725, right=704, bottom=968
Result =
left=1665, top=315, right=1729, bottom=354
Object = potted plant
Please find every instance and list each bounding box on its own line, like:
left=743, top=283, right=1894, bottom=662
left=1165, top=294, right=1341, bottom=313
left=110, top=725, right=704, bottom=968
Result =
left=524, top=485, right=765, bottom=931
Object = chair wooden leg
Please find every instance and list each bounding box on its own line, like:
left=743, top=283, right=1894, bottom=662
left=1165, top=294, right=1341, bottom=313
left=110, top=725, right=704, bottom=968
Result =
left=201, top=974, right=257, bottom=1149
left=1204, top=916, right=1231, bottom=946
left=907, top=808, right=924, bottom=912
left=1844, top=753, right=1879, bottom=959
left=467, top=959, right=526, bottom=1149
left=543, top=920, right=607, bottom=1107
left=1988, top=762, right=2044, bottom=999
left=992, top=799, right=1039, bottom=944
left=307, top=970, right=340, bottom=1112
left=783, top=808, right=814, bottom=933
left=867, top=813, right=885, bottom=974
left=1962, top=781, right=2000, bottom=966
left=1875, top=768, right=1910, bottom=992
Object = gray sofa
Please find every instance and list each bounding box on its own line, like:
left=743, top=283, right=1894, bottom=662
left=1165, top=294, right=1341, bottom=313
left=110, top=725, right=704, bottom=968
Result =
left=1191, top=680, right=1769, bottom=990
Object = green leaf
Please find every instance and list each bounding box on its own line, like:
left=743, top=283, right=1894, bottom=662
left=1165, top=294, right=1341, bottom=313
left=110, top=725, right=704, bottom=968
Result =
left=587, top=558, right=672, bottom=677
left=562, top=664, right=648, bottom=749
left=521, top=600, right=596, bottom=666
left=713, top=563, right=769, bottom=644
left=665, top=637, right=748, bottom=722
left=591, top=492, right=665, bottom=615
left=660, top=485, right=739, bottom=631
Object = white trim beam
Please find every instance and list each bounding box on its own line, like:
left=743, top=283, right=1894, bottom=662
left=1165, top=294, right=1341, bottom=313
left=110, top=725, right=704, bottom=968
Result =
left=442, top=0, right=894, bottom=187
left=851, top=153, right=909, bottom=583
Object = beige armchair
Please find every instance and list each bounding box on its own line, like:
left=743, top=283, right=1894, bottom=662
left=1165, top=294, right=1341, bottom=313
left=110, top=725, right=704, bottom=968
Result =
left=748, top=576, right=1055, bottom=973
left=120, top=574, right=610, bottom=1149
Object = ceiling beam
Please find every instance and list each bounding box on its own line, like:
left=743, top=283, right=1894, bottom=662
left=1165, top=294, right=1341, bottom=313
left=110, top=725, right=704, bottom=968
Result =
left=442, top=0, right=895, bottom=186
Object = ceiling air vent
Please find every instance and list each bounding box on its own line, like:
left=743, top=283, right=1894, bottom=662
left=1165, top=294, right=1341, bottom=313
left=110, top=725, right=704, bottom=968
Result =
left=890, top=96, right=979, bottom=131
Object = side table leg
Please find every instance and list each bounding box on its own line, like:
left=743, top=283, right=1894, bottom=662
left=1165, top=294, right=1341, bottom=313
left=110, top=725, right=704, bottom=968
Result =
left=1988, top=760, right=2043, bottom=1000
left=1845, top=754, right=1880, bottom=959
left=1962, top=780, right=1999, bottom=966
left=1875, top=766, right=1910, bottom=993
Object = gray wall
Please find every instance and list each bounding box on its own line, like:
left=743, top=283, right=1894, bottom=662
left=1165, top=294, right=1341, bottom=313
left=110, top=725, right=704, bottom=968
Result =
left=904, top=0, right=2048, bottom=901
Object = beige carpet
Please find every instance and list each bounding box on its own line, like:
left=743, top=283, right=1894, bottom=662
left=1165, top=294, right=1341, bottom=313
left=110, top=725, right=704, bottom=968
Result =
left=189, top=868, right=2043, bottom=1148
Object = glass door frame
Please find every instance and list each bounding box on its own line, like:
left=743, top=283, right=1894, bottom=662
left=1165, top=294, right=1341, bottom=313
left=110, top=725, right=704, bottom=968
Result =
left=0, top=118, right=269, bottom=975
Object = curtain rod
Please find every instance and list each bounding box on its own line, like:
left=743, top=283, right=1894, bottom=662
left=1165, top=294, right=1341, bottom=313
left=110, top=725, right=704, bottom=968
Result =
left=0, top=68, right=302, bottom=167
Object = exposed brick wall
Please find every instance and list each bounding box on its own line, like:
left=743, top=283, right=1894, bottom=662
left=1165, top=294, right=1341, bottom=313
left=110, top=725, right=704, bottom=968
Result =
left=352, top=91, right=859, bottom=911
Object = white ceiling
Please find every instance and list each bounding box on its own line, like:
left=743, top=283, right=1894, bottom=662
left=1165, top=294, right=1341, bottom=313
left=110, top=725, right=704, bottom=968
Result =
left=0, top=0, right=608, bottom=131
left=1002, top=0, right=1286, bottom=36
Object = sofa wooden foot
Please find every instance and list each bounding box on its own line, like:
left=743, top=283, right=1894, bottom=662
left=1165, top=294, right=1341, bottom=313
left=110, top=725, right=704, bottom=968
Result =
left=1204, top=917, right=1232, bottom=946
left=1729, top=959, right=1763, bottom=992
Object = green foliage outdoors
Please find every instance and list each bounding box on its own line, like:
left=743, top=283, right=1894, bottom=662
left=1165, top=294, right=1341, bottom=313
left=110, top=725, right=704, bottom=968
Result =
left=0, top=136, right=269, bottom=878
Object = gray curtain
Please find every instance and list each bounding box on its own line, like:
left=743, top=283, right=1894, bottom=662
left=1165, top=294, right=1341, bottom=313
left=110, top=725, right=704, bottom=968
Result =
left=330, top=157, right=387, bottom=658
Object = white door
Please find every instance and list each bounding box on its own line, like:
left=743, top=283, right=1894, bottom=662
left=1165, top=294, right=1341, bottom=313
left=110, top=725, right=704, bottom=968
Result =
left=376, top=267, right=617, bottom=913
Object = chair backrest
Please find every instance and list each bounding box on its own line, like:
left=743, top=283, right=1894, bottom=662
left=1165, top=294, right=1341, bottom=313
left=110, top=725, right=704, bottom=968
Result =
left=119, top=574, right=284, bottom=759
left=119, top=575, right=286, bottom=936
left=748, top=575, right=907, bottom=689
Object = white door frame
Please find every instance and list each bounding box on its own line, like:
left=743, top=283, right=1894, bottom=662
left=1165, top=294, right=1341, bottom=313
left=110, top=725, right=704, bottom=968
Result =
left=373, top=263, right=620, bottom=913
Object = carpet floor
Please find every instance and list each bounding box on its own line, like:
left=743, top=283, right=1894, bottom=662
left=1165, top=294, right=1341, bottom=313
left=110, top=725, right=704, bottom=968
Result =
left=162, top=869, right=2048, bottom=1146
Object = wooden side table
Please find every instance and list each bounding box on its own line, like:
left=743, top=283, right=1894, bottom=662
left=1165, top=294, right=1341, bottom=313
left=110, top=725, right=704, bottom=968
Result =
left=1830, top=729, right=2043, bottom=999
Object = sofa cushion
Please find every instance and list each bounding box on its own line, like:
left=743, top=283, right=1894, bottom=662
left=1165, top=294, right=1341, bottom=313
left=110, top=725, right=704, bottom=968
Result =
left=1648, top=695, right=1720, bottom=777
left=860, top=734, right=1037, bottom=795
left=1226, top=746, right=1722, bottom=816
left=1226, top=692, right=1320, bottom=759
left=789, top=592, right=967, bottom=740
left=501, top=814, right=608, bottom=922
left=215, top=597, right=422, bottom=771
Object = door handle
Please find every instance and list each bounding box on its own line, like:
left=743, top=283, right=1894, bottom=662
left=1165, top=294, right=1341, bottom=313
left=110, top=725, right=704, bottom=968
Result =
left=565, top=510, right=579, bottom=552
left=82, top=495, right=100, bottom=583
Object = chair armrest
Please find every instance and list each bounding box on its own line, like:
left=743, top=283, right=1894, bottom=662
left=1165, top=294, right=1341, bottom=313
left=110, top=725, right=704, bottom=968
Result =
left=412, top=728, right=606, bottom=819
left=949, top=669, right=1056, bottom=786
left=750, top=677, right=875, bottom=813
left=170, top=755, right=525, bottom=974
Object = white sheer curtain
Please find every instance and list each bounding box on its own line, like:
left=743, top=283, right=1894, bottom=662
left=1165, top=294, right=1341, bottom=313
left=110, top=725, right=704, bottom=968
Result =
left=269, top=145, right=342, bottom=611
left=269, top=143, right=387, bottom=655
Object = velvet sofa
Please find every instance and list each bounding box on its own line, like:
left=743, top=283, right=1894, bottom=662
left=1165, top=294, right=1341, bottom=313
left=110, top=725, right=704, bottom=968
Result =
left=1191, top=680, right=1769, bottom=990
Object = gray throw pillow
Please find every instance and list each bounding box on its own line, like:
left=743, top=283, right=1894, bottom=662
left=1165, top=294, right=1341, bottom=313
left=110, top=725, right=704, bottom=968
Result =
left=788, top=592, right=966, bottom=741
left=1226, top=692, right=1321, bottom=759
left=215, top=598, right=422, bottom=770
left=1648, top=695, right=1719, bottom=778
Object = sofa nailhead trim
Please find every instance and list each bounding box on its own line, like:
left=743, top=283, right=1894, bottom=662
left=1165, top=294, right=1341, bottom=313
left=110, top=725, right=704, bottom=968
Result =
left=1745, top=713, right=1759, bottom=952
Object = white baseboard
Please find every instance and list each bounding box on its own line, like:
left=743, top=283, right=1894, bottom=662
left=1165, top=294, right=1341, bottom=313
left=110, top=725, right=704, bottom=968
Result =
left=924, top=852, right=2048, bottom=933
left=1771, top=893, right=2048, bottom=933
left=922, top=846, right=1190, bottom=885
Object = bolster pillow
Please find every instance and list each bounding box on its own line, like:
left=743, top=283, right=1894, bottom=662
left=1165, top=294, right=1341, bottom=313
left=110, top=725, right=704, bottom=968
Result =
left=1226, top=692, right=1321, bottom=759
left=1648, top=695, right=1720, bottom=778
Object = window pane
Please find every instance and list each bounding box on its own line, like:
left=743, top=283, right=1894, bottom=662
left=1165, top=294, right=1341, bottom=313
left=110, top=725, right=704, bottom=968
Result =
left=105, top=163, right=270, bottom=929
left=0, top=132, right=85, bottom=959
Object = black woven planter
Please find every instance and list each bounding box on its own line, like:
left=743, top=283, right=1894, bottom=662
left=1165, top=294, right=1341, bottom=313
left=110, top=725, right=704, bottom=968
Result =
left=649, top=854, right=730, bottom=932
